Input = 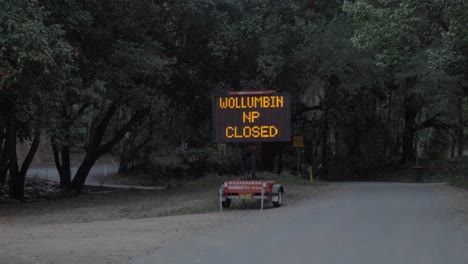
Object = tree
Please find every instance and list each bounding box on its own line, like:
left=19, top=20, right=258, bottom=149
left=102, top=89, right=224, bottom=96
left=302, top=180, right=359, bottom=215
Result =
left=0, top=0, right=73, bottom=199
left=345, top=0, right=464, bottom=164
left=38, top=0, right=173, bottom=192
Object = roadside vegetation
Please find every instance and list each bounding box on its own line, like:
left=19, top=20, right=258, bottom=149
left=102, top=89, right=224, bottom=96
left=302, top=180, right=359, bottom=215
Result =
left=451, top=178, right=468, bottom=191
left=449, top=157, right=468, bottom=190
left=0, top=173, right=326, bottom=224
left=0, top=0, right=467, bottom=203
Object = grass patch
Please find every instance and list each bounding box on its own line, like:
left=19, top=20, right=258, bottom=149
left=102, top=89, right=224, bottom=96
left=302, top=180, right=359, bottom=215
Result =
left=156, top=199, right=220, bottom=217
left=376, top=167, right=465, bottom=184
left=96, top=173, right=158, bottom=186
left=276, top=176, right=324, bottom=186
left=96, top=172, right=326, bottom=217
left=450, top=177, right=468, bottom=191
left=98, top=170, right=324, bottom=189
left=380, top=173, right=458, bottom=183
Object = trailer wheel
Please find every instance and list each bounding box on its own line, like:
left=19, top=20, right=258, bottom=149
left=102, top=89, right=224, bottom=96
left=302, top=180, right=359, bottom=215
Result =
left=222, top=199, right=231, bottom=208
left=273, top=190, right=283, bottom=208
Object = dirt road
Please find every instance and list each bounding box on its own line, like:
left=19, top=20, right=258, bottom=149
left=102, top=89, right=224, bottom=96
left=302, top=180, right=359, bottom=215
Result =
left=133, top=182, right=468, bottom=264
left=2, top=182, right=468, bottom=264
left=0, top=183, right=321, bottom=263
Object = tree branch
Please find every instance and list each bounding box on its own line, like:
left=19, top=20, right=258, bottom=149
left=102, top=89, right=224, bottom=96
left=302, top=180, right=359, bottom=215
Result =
left=131, top=135, right=152, bottom=156
left=51, top=142, right=62, bottom=171
left=19, top=130, right=41, bottom=177
left=87, top=100, right=119, bottom=153
left=76, top=102, right=91, bottom=117
left=293, top=104, right=323, bottom=121
left=96, top=107, right=150, bottom=157
left=417, top=119, right=454, bottom=131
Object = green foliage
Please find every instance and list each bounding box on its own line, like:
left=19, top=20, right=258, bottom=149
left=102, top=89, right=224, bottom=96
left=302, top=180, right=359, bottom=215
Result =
left=345, top=0, right=451, bottom=69
left=428, top=3, right=468, bottom=73
left=106, top=40, right=173, bottom=105
left=344, top=0, right=466, bottom=167
left=421, top=128, right=450, bottom=160
left=0, top=0, right=73, bottom=138
left=0, top=1, right=70, bottom=71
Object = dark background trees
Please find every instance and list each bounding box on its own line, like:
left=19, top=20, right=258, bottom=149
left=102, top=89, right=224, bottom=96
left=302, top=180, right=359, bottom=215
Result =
left=0, top=0, right=467, bottom=199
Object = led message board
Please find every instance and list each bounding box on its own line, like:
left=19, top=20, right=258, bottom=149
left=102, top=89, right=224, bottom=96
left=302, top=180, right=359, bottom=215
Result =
left=212, top=93, right=291, bottom=143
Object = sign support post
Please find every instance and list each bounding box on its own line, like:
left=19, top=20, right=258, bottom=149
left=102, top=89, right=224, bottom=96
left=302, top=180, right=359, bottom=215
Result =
left=251, top=143, right=257, bottom=179
left=296, top=148, right=300, bottom=177
left=293, top=135, right=304, bottom=177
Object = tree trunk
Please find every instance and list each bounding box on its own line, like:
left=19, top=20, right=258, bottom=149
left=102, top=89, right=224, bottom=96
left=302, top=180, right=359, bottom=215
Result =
left=0, top=151, right=6, bottom=185
left=5, top=116, right=41, bottom=200
left=0, top=138, right=7, bottom=186
left=118, top=128, right=152, bottom=174
left=118, top=134, right=133, bottom=174
left=0, top=120, right=7, bottom=185
left=400, top=102, right=418, bottom=164
left=320, top=111, right=329, bottom=177
left=384, top=90, right=393, bottom=157
left=118, top=154, right=130, bottom=174
left=457, top=97, right=464, bottom=157
left=6, top=118, right=21, bottom=200
left=71, top=153, right=97, bottom=191
left=52, top=143, right=71, bottom=187
left=451, top=132, right=456, bottom=158
left=19, top=131, right=41, bottom=178
left=70, top=106, right=150, bottom=192
left=8, top=129, right=41, bottom=201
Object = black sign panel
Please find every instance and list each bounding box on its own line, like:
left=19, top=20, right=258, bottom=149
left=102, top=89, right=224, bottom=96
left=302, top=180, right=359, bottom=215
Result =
left=212, top=93, right=291, bottom=142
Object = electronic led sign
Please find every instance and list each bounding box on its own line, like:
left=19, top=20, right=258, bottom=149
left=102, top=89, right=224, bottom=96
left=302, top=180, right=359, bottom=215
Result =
left=212, top=92, right=291, bottom=142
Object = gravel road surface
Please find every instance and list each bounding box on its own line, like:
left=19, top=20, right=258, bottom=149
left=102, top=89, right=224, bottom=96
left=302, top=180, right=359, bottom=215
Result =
left=133, top=182, right=468, bottom=264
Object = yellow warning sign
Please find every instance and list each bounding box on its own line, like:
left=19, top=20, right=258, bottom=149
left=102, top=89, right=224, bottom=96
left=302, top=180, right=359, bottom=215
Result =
left=293, top=136, right=304, bottom=147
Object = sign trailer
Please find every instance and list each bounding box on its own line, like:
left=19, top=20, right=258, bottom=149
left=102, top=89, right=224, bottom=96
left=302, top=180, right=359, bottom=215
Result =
left=213, top=91, right=291, bottom=210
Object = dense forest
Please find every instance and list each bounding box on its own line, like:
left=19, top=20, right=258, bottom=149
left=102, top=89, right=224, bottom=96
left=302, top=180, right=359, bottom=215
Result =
left=0, top=0, right=467, bottom=200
